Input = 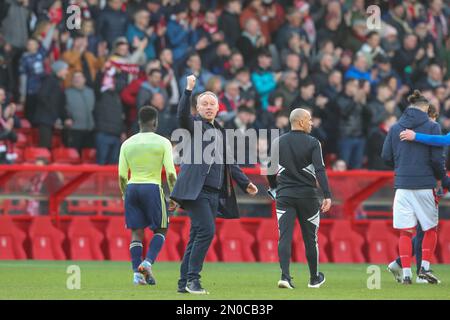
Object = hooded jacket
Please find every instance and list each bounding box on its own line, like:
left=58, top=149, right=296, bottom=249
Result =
left=381, top=107, right=446, bottom=189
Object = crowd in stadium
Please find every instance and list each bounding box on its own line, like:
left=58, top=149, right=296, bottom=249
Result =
left=0, top=0, right=449, bottom=169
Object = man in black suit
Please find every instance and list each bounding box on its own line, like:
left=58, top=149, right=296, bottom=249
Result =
left=171, top=75, right=258, bottom=294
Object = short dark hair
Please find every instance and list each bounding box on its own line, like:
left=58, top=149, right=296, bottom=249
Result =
left=138, top=106, right=158, bottom=125
left=148, top=68, right=162, bottom=76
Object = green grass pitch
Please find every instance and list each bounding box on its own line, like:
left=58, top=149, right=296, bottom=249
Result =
left=1, top=261, right=450, bottom=300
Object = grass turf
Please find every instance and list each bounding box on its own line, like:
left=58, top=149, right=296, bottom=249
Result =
left=1, top=261, right=450, bottom=300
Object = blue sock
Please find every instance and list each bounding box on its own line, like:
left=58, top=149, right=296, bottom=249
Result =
left=146, top=233, right=165, bottom=264
left=129, top=241, right=143, bottom=272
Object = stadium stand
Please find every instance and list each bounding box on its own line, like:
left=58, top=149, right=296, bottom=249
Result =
left=365, top=220, right=398, bottom=264
left=329, top=220, right=365, bottom=263
left=105, top=216, right=130, bottom=261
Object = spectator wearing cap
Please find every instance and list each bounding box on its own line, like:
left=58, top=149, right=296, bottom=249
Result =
left=380, top=25, right=400, bottom=57
left=35, top=60, right=72, bottom=149
left=178, top=53, right=213, bottom=95
left=251, top=50, right=280, bottom=111
left=236, top=18, right=266, bottom=67
left=62, top=34, right=105, bottom=88
left=239, top=0, right=285, bottom=44
left=126, top=9, right=159, bottom=62
left=166, top=3, right=199, bottom=64
left=218, top=0, right=242, bottom=48
left=96, top=0, right=129, bottom=49
left=64, top=72, right=95, bottom=153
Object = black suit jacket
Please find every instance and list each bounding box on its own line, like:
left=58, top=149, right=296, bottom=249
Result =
left=170, top=89, right=251, bottom=219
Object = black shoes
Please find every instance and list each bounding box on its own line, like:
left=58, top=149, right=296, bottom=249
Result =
left=308, top=272, right=326, bottom=288
left=185, top=279, right=209, bottom=295
left=418, top=267, right=440, bottom=284
left=402, top=276, right=412, bottom=285
left=277, top=277, right=295, bottom=289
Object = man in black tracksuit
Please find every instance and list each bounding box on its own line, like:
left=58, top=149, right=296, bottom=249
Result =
left=267, top=108, right=332, bottom=289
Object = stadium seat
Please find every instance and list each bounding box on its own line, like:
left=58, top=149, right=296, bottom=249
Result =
left=24, top=147, right=52, bottom=163
left=181, top=219, right=219, bottom=262
left=16, top=132, right=29, bottom=148
left=81, top=149, right=97, bottom=164
left=439, top=221, right=450, bottom=263
left=67, top=217, right=104, bottom=260
left=329, top=220, right=365, bottom=263
left=366, top=221, right=398, bottom=264
left=105, top=217, right=130, bottom=261
left=28, top=216, right=66, bottom=260
left=256, top=219, right=278, bottom=262
left=52, top=148, right=80, bottom=164
left=292, top=223, right=329, bottom=263
left=145, top=228, right=181, bottom=262
left=0, top=215, right=27, bottom=260
left=219, top=220, right=256, bottom=262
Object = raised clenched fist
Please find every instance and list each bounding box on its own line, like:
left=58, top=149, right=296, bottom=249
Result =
left=186, top=75, right=196, bottom=91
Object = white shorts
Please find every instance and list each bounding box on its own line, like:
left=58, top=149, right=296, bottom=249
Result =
left=393, top=189, right=438, bottom=231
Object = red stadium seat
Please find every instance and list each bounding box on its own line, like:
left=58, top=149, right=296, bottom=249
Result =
left=81, top=149, right=96, bottom=164
left=28, top=217, right=66, bottom=260
left=219, top=220, right=256, bottom=262
left=366, top=221, right=398, bottom=264
left=105, top=217, right=130, bottom=261
left=68, top=217, right=104, bottom=260
left=329, top=220, right=365, bottom=263
left=16, top=132, right=29, bottom=148
left=24, top=147, right=51, bottom=163
left=256, top=219, right=278, bottom=262
left=52, top=148, right=80, bottom=164
left=145, top=228, right=181, bottom=262
left=181, top=219, right=218, bottom=262
left=292, top=223, right=329, bottom=263
left=439, top=221, right=450, bottom=263
left=0, top=215, right=27, bottom=260
left=20, top=118, right=31, bottom=129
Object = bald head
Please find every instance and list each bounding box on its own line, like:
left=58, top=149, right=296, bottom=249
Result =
left=290, top=108, right=312, bottom=133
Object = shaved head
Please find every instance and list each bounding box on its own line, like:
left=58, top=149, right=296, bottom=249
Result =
left=290, top=108, right=312, bottom=133
left=290, top=108, right=310, bottom=124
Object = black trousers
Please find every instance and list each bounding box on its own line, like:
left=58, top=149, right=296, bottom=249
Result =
left=38, top=125, right=53, bottom=149
left=276, top=196, right=321, bottom=280
left=64, top=129, right=94, bottom=153
left=179, top=189, right=219, bottom=285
